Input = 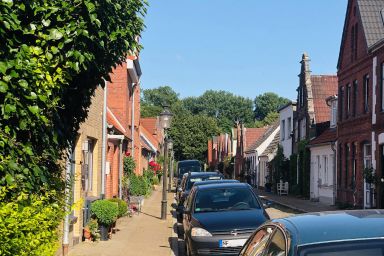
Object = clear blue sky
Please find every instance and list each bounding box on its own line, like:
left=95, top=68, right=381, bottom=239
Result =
left=140, top=1, right=348, bottom=101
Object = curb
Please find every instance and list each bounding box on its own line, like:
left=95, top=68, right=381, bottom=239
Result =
left=260, top=195, right=307, bottom=214
left=170, top=198, right=179, bottom=256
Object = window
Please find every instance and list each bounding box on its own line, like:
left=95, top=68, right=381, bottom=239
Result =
left=347, top=84, right=351, bottom=117
left=287, top=117, right=292, bottom=139
left=281, top=120, right=286, bottom=141
left=265, top=228, right=287, bottom=256
left=339, top=86, right=344, bottom=120
left=381, top=63, right=384, bottom=111
left=364, top=74, right=370, bottom=113
left=351, top=25, right=355, bottom=62
left=82, top=139, right=95, bottom=192
left=345, top=144, right=349, bottom=188
left=317, top=156, right=321, bottom=185
left=353, top=80, right=357, bottom=116
left=323, top=156, right=328, bottom=185
left=354, top=24, right=358, bottom=60
left=352, top=143, right=356, bottom=189
left=364, top=144, right=372, bottom=169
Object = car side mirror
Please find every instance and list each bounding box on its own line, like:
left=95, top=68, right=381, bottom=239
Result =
left=263, top=200, right=273, bottom=208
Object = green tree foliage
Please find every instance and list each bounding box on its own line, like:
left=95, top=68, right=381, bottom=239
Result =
left=141, top=86, right=179, bottom=117
left=253, top=112, right=280, bottom=128
left=254, top=92, right=290, bottom=121
left=0, top=0, right=146, bottom=253
left=169, top=113, right=220, bottom=161
left=183, top=90, right=254, bottom=132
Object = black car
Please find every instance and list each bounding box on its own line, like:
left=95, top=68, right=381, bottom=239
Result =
left=177, top=160, right=202, bottom=186
left=182, top=182, right=269, bottom=256
left=176, top=172, right=224, bottom=222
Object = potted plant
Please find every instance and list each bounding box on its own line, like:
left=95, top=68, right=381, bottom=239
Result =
left=90, top=200, right=118, bottom=241
left=83, top=226, right=91, bottom=241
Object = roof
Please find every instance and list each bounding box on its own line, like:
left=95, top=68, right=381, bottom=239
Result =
left=245, top=122, right=279, bottom=153
left=311, top=75, right=338, bottom=123
left=140, top=125, right=159, bottom=152
left=194, top=182, right=252, bottom=191
left=273, top=210, right=384, bottom=246
left=107, top=107, right=127, bottom=135
left=357, top=0, right=384, bottom=50
left=244, top=127, right=269, bottom=152
left=141, top=118, right=159, bottom=140
left=277, top=101, right=297, bottom=112
left=309, top=128, right=337, bottom=146
left=260, top=131, right=280, bottom=157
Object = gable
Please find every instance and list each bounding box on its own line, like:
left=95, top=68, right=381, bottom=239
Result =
left=311, top=76, right=338, bottom=123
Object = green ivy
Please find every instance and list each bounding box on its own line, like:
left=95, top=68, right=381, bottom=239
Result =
left=0, top=0, right=147, bottom=253
left=123, top=156, right=136, bottom=176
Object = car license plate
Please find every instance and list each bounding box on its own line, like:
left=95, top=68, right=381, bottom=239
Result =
left=219, top=239, right=247, bottom=247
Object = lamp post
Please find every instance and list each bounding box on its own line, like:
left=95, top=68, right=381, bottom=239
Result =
left=168, top=139, right=174, bottom=192
left=160, top=105, right=173, bottom=220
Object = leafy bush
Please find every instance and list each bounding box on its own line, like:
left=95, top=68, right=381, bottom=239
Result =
left=0, top=188, right=64, bottom=256
left=90, top=200, right=118, bottom=226
left=152, top=175, right=160, bottom=185
left=108, top=198, right=128, bottom=217
left=123, top=156, right=136, bottom=176
left=130, top=174, right=152, bottom=196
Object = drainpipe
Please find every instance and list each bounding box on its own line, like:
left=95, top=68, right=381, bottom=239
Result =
left=119, top=139, right=123, bottom=199
left=131, top=83, right=137, bottom=160
left=331, top=141, right=337, bottom=205
left=101, top=81, right=107, bottom=198
left=62, top=151, right=72, bottom=256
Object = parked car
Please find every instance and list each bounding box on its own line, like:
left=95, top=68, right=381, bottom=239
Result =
left=239, top=210, right=384, bottom=256
left=176, top=172, right=224, bottom=222
left=182, top=182, right=269, bottom=256
left=176, top=160, right=202, bottom=186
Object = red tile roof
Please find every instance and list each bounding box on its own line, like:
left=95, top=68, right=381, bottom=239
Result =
left=244, top=127, right=268, bottom=152
left=141, top=118, right=157, bottom=134
left=107, top=107, right=126, bottom=135
left=309, top=128, right=336, bottom=145
left=140, top=125, right=159, bottom=152
left=311, top=75, right=338, bottom=123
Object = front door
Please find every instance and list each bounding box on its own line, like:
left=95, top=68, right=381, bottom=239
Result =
left=363, top=144, right=373, bottom=208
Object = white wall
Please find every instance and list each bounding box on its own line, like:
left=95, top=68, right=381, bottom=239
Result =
left=279, top=105, right=294, bottom=158
left=310, top=144, right=335, bottom=205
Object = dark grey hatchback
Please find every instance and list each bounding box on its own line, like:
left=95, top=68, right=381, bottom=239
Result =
left=182, top=183, right=269, bottom=256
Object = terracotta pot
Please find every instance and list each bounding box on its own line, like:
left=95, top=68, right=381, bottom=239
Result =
left=83, top=228, right=91, bottom=240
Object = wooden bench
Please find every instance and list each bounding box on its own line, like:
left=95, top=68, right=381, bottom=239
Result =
left=277, top=181, right=289, bottom=196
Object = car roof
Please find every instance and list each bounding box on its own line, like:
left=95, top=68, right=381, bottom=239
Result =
left=194, top=182, right=251, bottom=190
left=187, top=172, right=222, bottom=178
left=193, top=179, right=239, bottom=186
left=272, top=210, right=384, bottom=246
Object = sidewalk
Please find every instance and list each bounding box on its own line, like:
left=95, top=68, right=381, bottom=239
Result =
left=69, top=187, right=177, bottom=256
left=256, top=189, right=338, bottom=213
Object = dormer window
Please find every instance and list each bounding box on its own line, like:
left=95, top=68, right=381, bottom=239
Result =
left=330, top=99, right=338, bottom=128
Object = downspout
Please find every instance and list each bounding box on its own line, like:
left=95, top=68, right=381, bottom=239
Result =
left=119, top=139, right=123, bottom=199
left=101, top=81, right=107, bottom=198
left=131, top=83, right=137, bottom=160
left=331, top=141, right=337, bottom=205
left=62, top=150, right=72, bottom=256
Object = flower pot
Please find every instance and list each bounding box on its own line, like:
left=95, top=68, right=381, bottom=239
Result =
left=83, top=228, right=91, bottom=240
left=99, top=224, right=110, bottom=241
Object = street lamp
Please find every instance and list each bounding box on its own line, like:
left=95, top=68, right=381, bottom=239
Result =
left=167, top=138, right=173, bottom=192
left=160, top=105, right=173, bottom=220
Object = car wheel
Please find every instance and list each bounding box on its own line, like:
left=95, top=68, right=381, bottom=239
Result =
left=177, top=212, right=183, bottom=223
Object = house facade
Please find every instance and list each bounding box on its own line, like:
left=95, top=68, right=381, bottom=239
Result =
left=308, top=96, right=338, bottom=205
left=278, top=102, right=296, bottom=158
left=258, top=130, right=280, bottom=189
left=244, top=124, right=279, bottom=187
left=337, top=0, right=384, bottom=208
left=293, top=53, right=338, bottom=197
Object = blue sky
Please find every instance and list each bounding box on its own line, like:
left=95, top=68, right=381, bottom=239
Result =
left=140, top=1, right=348, bottom=101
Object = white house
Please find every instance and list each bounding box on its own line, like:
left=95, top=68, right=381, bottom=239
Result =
left=308, top=95, right=337, bottom=205
left=278, top=102, right=296, bottom=158
left=259, top=131, right=280, bottom=189
left=244, top=123, right=280, bottom=187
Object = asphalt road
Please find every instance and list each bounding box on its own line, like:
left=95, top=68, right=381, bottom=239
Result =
left=175, top=203, right=298, bottom=256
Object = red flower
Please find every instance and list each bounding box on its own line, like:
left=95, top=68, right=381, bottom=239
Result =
left=125, top=151, right=131, bottom=157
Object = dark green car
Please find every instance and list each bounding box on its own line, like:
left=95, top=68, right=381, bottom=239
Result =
left=239, top=210, right=384, bottom=256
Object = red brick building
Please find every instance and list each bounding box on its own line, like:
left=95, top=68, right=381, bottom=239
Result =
left=337, top=0, right=384, bottom=208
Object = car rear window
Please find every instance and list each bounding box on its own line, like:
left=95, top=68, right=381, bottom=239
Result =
left=194, top=188, right=260, bottom=213
left=186, top=175, right=222, bottom=190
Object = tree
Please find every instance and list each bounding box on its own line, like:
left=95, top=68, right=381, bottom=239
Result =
left=254, top=92, right=290, bottom=121
left=253, top=112, right=280, bottom=128
left=141, top=86, right=179, bottom=117
left=169, top=113, right=220, bottom=162
left=0, top=0, right=147, bottom=254
left=182, top=90, right=254, bottom=132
